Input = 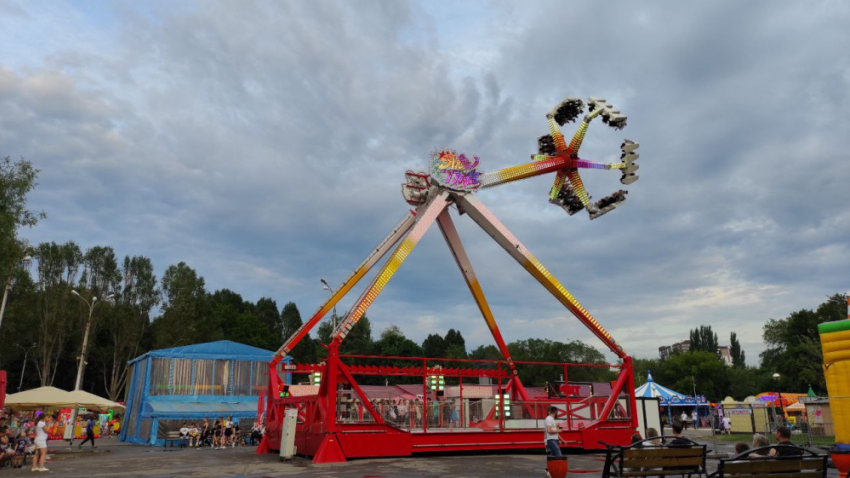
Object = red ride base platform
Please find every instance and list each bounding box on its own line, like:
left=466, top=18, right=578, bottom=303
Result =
left=261, top=345, right=637, bottom=463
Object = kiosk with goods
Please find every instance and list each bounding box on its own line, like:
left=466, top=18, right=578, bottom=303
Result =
left=263, top=95, right=643, bottom=462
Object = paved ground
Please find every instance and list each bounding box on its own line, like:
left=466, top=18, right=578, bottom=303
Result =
left=0, top=430, right=840, bottom=477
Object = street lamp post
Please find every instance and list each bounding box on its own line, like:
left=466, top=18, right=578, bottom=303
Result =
left=772, top=372, right=785, bottom=426
left=0, top=248, right=33, bottom=333
left=65, top=290, right=113, bottom=445
left=71, top=291, right=114, bottom=390
left=320, top=278, right=337, bottom=330
left=15, top=342, right=36, bottom=392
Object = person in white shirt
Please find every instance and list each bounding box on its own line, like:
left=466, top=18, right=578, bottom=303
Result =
left=680, top=411, right=688, bottom=430
left=32, top=414, right=54, bottom=472
left=722, top=416, right=732, bottom=435
left=179, top=423, right=190, bottom=448
left=691, top=410, right=699, bottom=429
left=544, top=406, right=562, bottom=457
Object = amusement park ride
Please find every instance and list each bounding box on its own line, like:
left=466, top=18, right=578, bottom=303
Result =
left=261, top=95, right=642, bottom=463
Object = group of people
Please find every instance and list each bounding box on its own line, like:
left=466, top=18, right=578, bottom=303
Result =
left=733, top=426, right=803, bottom=458
left=341, top=397, right=462, bottom=428
left=175, top=416, right=265, bottom=448
left=0, top=412, right=54, bottom=471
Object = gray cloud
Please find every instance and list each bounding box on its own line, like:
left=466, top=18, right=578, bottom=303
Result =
left=1, top=0, right=848, bottom=362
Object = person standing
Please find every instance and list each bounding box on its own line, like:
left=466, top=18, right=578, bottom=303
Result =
left=79, top=416, right=96, bottom=449
left=224, top=416, right=234, bottom=447
left=213, top=418, right=223, bottom=449
left=544, top=406, right=563, bottom=457
left=691, top=409, right=699, bottom=429
left=201, top=418, right=210, bottom=448
left=680, top=411, right=688, bottom=430
left=32, top=414, right=53, bottom=472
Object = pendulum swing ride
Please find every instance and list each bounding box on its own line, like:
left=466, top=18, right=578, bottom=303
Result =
left=261, top=95, right=642, bottom=463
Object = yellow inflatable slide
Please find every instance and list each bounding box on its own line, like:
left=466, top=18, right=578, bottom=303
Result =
left=819, top=314, right=850, bottom=450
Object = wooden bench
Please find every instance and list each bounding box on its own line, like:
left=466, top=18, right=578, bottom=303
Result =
left=709, top=445, right=828, bottom=478
left=603, top=436, right=708, bottom=477
left=163, top=430, right=187, bottom=450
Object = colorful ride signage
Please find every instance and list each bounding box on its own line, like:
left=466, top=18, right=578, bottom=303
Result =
left=431, top=150, right=482, bottom=192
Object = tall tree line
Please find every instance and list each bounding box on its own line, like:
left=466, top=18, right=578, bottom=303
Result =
left=635, top=293, right=847, bottom=400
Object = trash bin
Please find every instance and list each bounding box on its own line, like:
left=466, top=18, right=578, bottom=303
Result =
left=547, top=456, right=568, bottom=478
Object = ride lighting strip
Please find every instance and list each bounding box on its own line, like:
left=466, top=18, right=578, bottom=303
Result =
left=436, top=209, right=517, bottom=374
left=566, top=169, right=592, bottom=206
left=273, top=210, right=418, bottom=363
left=478, top=155, right=568, bottom=189
left=547, top=116, right=572, bottom=201
left=457, top=193, right=625, bottom=357
left=333, top=192, right=450, bottom=345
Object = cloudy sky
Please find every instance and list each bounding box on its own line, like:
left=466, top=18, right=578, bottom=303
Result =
left=1, top=0, right=848, bottom=363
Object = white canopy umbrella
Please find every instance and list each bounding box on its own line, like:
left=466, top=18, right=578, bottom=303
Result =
left=65, top=390, right=124, bottom=411
left=4, top=386, right=77, bottom=410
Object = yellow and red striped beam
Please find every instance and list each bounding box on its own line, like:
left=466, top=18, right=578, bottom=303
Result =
left=332, top=192, right=451, bottom=345
left=272, top=211, right=418, bottom=364
left=456, top=193, right=625, bottom=358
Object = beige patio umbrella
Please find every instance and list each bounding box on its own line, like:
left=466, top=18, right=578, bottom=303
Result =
left=3, top=386, right=77, bottom=410
left=65, top=390, right=124, bottom=411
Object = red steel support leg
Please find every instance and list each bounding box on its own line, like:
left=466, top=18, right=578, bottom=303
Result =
left=436, top=209, right=519, bottom=379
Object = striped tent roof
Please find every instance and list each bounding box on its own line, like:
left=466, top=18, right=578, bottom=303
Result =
left=635, top=371, right=687, bottom=401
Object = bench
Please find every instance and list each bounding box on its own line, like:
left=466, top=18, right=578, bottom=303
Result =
left=163, top=431, right=187, bottom=450
left=709, top=445, right=828, bottom=478
left=603, top=436, right=708, bottom=477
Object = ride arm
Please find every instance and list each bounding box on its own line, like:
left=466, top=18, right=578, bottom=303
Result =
left=272, top=210, right=418, bottom=364
left=457, top=193, right=626, bottom=358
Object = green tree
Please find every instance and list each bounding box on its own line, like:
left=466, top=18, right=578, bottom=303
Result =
left=507, top=338, right=611, bottom=385
left=656, top=351, right=729, bottom=400
left=280, top=301, right=303, bottom=341
left=469, top=344, right=502, bottom=360
left=444, top=329, right=466, bottom=353
left=255, top=297, right=283, bottom=348
left=339, top=315, right=373, bottom=356
left=96, top=255, right=159, bottom=400
left=688, top=325, right=718, bottom=354
left=316, top=321, right=334, bottom=346
left=0, top=156, right=45, bottom=294
left=374, top=325, right=422, bottom=358
left=279, top=302, right=316, bottom=364
left=759, top=294, right=846, bottom=393
left=730, top=332, right=745, bottom=368
left=32, top=241, right=82, bottom=386
left=153, top=262, right=214, bottom=348
left=633, top=357, right=660, bottom=388
left=421, top=333, right=446, bottom=358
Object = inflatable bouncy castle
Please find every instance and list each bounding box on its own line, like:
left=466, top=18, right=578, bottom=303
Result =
left=818, top=297, right=850, bottom=475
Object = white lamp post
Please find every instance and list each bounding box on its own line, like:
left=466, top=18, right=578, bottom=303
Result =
left=320, top=278, right=337, bottom=329
left=71, top=291, right=115, bottom=390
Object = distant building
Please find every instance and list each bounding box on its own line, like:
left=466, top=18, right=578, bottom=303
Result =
left=717, top=345, right=733, bottom=366
left=659, top=340, right=734, bottom=366
left=659, top=340, right=690, bottom=359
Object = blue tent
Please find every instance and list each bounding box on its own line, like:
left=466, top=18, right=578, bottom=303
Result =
left=120, top=340, right=291, bottom=446
left=635, top=371, right=686, bottom=402
left=635, top=371, right=709, bottom=425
